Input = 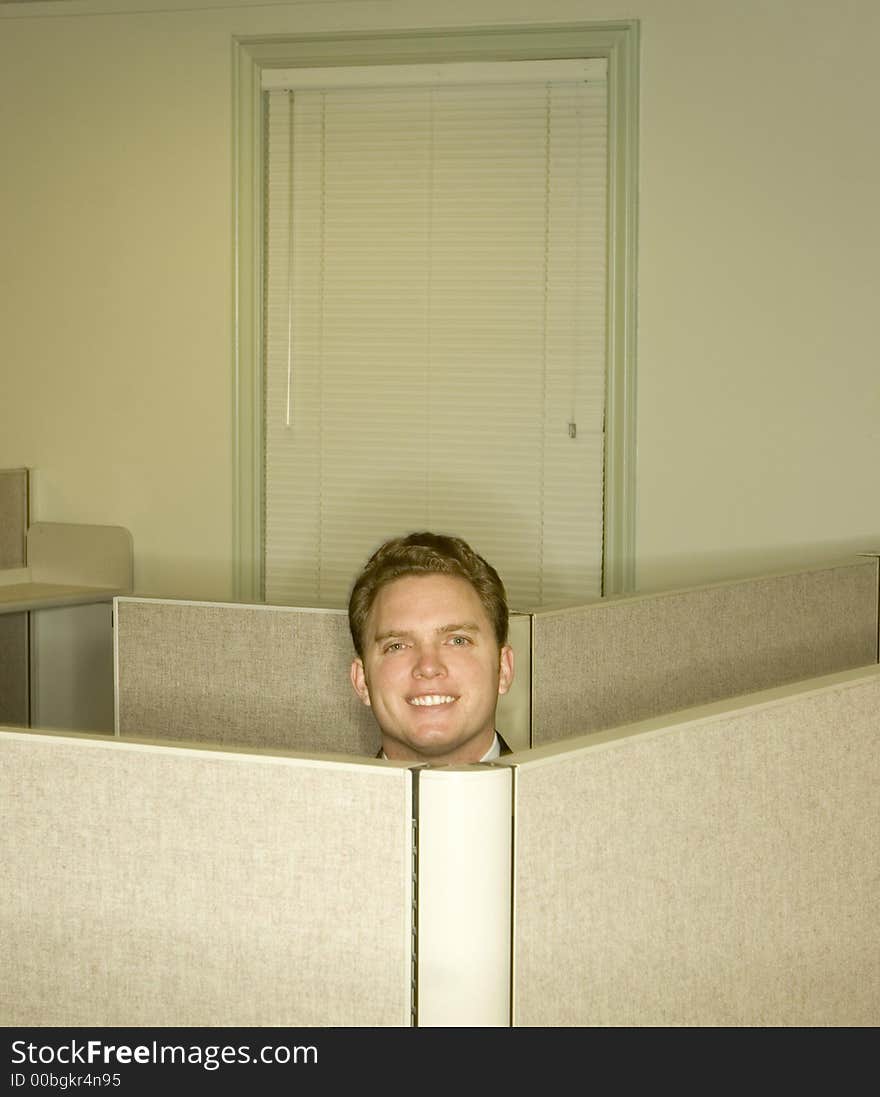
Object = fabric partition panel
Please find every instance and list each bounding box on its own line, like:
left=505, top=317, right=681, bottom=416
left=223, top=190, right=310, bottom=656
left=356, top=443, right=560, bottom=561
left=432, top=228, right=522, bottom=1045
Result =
left=529, top=557, right=879, bottom=745
left=0, top=468, right=28, bottom=569
left=114, top=598, right=382, bottom=755
left=0, top=728, right=413, bottom=1026
left=114, top=598, right=532, bottom=755
left=510, top=664, right=880, bottom=1026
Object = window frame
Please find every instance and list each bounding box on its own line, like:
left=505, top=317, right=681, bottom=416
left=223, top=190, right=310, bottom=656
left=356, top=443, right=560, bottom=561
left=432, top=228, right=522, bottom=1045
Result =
left=232, top=21, right=639, bottom=602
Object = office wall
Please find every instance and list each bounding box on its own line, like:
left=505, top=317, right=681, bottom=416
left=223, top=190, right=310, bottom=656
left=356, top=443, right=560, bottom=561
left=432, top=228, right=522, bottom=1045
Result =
left=0, top=0, right=877, bottom=600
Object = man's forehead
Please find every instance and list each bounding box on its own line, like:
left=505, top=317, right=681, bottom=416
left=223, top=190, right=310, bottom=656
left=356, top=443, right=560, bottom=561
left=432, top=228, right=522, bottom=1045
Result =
left=366, top=573, right=490, bottom=633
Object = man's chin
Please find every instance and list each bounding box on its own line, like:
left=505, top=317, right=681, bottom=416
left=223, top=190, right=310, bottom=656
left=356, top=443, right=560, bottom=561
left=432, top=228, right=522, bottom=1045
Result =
left=403, top=730, right=460, bottom=757
left=383, top=723, right=492, bottom=763
left=400, top=712, right=458, bottom=743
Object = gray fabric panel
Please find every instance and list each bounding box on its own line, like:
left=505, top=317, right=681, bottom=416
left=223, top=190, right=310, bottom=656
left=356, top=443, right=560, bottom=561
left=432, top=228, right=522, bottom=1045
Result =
left=0, top=468, right=28, bottom=569
left=0, top=730, right=412, bottom=1026
left=116, top=600, right=380, bottom=755
left=0, top=613, right=28, bottom=726
left=513, top=668, right=880, bottom=1026
left=531, top=560, right=879, bottom=745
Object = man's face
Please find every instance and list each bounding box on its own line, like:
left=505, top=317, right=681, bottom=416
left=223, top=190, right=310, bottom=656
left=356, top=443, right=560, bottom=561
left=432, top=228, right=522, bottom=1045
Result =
left=350, top=573, right=514, bottom=763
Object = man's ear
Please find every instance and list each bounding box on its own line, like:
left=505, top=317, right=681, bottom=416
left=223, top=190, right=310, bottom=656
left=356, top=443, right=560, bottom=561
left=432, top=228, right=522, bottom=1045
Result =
left=350, top=658, right=371, bottom=706
left=497, top=644, right=515, bottom=696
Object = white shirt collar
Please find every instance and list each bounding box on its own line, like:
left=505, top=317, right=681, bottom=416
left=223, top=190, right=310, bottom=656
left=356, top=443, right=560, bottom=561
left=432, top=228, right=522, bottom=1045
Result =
left=480, top=732, right=502, bottom=762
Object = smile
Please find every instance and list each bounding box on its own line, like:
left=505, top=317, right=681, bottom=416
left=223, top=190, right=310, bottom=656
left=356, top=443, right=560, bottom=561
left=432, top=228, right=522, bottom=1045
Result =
left=408, top=694, right=457, bottom=707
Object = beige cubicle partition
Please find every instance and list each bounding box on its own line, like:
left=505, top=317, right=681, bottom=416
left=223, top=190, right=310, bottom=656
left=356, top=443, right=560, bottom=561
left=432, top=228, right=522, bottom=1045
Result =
left=4, top=664, right=878, bottom=1026
left=113, top=597, right=532, bottom=755
left=0, top=467, right=29, bottom=569
left=510, top=664, right=880, bottom=1026
left=114, top=599, right=382, bottom=755
left=0, top=728, right=413, bottom=1027
left=0, top=722, right=512, bottom=1028
left=529, top=556, right=880, bottom=745
left=115, top=560, right=877, bottom=757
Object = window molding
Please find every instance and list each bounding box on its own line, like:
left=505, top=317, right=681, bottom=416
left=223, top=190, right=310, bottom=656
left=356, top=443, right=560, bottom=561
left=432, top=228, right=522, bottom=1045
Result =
left=232, top=21, right=639, bottom=602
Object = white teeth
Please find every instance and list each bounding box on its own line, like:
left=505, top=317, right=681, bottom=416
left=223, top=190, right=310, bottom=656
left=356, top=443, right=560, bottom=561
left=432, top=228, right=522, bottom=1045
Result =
left=409, top=695, right=456, bottom=707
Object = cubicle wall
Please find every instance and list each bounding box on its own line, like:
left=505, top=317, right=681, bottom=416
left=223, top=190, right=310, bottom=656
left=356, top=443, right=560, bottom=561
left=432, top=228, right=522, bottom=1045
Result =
left=114, top=600, right=382, bottom=755
left=0, top=467, right=28, bottom=568
left=0, top=468, right=30, bottom=726
left=510, top=664, right=880, bottom=1026
left=4, top=664, right=879, bottom=1026
left=0, top=728, right=413, bottom=1026
left=114, top=598, right=532, bottom=754
left=529, top=556, right=880, bottom=745
left=115, top=558, right=879, bottom=755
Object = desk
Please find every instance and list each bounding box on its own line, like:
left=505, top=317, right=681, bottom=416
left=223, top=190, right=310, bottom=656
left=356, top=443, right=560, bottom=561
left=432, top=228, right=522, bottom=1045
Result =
left=0, top=577, right=124, bottom=613
left=0, top=523, right=133, bottom=731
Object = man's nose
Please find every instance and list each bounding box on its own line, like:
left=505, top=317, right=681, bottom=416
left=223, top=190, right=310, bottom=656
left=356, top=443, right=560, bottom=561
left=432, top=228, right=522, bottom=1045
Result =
left=412, top=643, right=446, bottom=678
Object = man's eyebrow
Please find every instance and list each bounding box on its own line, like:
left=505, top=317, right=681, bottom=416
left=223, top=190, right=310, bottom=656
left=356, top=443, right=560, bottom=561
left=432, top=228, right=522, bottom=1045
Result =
left=372, top=628, right=415, bottom=644
left=371, top=622, right=482, bottom=644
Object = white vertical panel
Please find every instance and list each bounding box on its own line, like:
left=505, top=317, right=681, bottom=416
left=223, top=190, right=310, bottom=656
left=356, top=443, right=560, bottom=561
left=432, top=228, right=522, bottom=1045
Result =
left=416, top=766, right=512, bottom=1026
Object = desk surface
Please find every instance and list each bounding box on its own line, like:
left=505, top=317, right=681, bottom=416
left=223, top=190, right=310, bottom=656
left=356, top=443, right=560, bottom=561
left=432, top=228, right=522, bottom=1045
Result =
left=0, top=582, right=122, bottom=614
left=0, top=523, right=133, bottom=614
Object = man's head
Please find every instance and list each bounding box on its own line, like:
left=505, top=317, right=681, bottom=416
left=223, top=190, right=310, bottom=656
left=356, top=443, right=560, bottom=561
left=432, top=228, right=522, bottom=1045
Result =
left=348, top=532, right=514, bottom=764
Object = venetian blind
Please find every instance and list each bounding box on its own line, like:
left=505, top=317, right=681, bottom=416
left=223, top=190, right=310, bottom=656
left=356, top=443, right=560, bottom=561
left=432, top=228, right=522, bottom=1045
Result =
left=263, top=60, right=608, bottom=610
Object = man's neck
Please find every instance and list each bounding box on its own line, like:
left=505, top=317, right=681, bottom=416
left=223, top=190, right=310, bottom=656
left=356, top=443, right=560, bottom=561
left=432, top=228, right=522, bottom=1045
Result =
left=382, top=730, right=500, bottom=765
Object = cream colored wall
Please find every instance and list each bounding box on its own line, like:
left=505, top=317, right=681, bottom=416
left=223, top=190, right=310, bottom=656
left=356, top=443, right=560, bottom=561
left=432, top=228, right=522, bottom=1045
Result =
left=1, top=0, right=877, bottom=600
left=635, top=0, right=880, bottom=590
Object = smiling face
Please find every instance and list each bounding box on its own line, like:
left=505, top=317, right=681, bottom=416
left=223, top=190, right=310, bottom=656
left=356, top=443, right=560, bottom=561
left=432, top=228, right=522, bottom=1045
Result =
left=350, top=572, right=514, bottom=764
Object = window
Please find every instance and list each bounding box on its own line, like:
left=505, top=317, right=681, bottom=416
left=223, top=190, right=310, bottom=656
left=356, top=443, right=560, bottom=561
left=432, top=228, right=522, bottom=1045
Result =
left=234, top=24, right=638, bottom=607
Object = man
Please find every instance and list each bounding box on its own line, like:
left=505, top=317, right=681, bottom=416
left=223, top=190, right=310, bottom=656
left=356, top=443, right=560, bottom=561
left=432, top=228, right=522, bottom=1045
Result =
left=348, top=532, right=514, bottom=764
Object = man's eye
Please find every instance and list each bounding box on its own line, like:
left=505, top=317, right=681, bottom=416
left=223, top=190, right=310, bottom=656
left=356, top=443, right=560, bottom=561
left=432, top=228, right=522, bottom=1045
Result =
left=383, top=641, right=405, bottom=653
left=449, top=635, right=471, bottom=646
